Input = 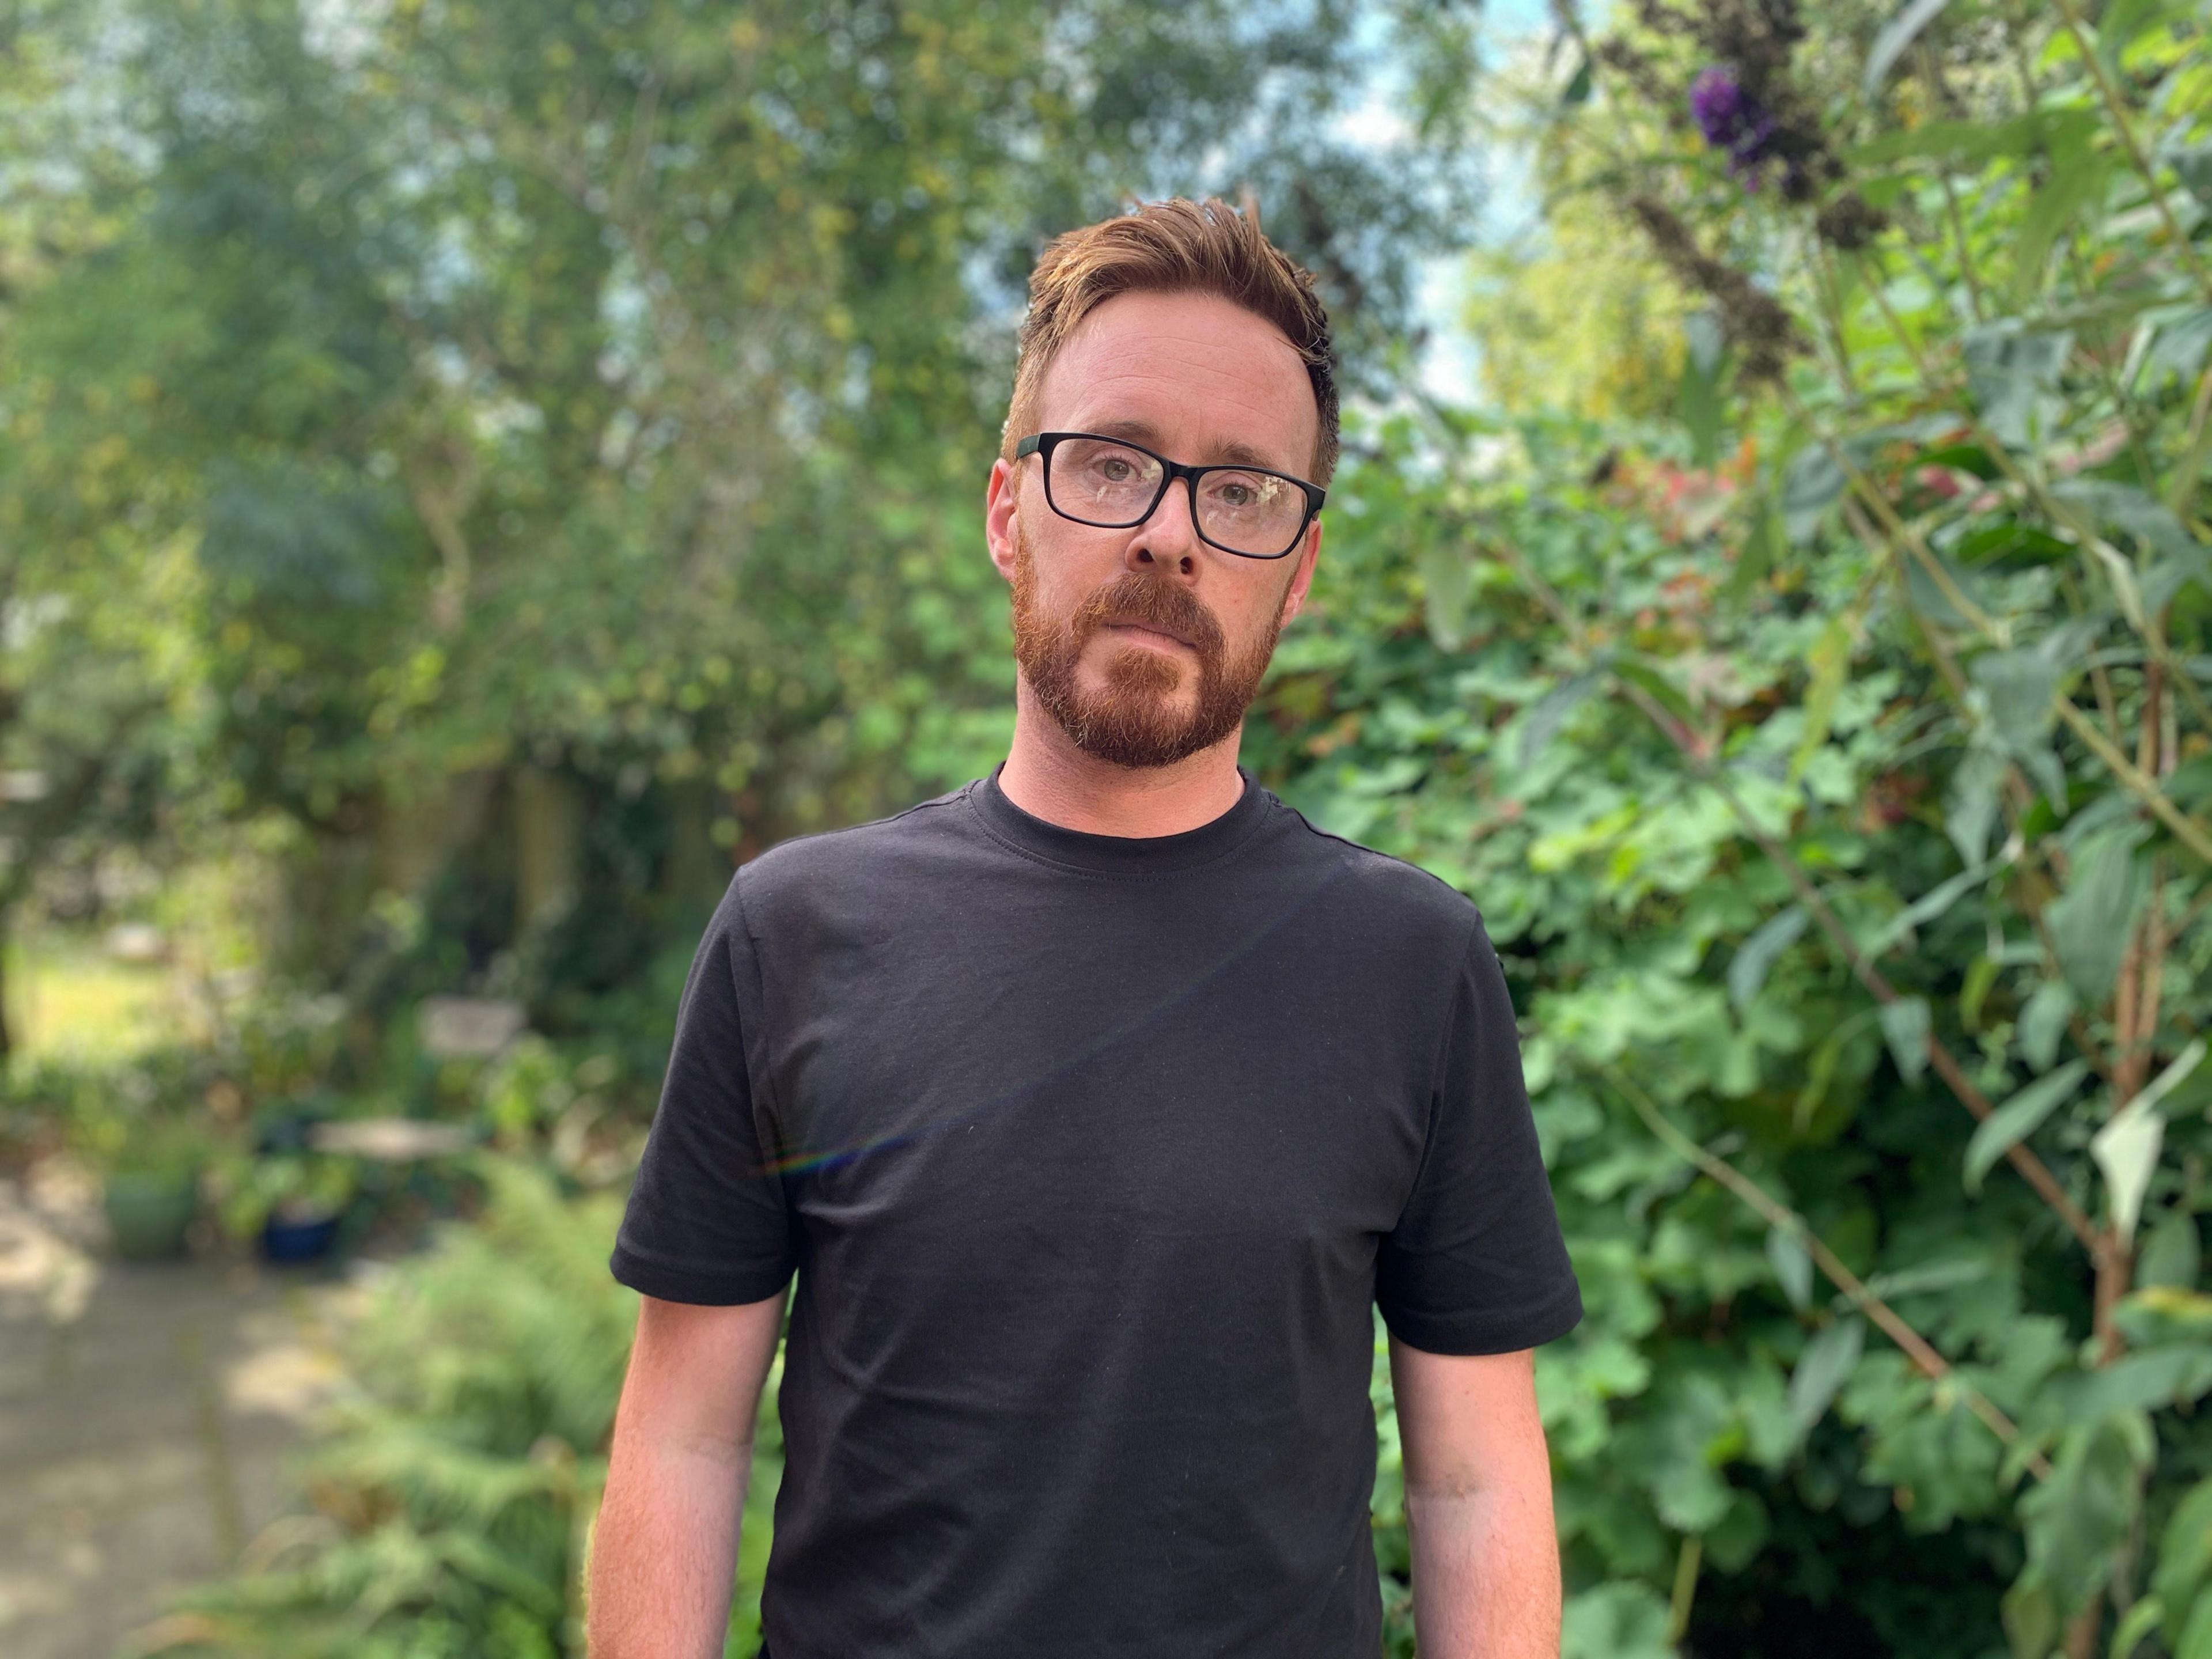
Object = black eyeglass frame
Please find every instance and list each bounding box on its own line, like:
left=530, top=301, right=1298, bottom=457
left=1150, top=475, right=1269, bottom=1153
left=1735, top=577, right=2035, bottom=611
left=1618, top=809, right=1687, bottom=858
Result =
left=1013, top=431, right=1325, bottom=560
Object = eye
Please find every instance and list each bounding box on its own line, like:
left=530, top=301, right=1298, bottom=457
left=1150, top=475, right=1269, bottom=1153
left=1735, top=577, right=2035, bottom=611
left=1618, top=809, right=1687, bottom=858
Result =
left=1203, top=471, right=1273, bottom=511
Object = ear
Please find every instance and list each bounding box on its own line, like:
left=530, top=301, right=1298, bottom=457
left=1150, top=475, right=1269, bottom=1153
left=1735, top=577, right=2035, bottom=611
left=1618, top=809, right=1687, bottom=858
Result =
left=1275, top=512, right=1323, bottom=627
left=986, top=456, right=1020, bottom=584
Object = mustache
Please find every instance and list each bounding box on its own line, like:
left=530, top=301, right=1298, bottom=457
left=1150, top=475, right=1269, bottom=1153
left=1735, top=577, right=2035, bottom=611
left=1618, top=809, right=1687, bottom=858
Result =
left=1069, top=572, right=1223, bottom=654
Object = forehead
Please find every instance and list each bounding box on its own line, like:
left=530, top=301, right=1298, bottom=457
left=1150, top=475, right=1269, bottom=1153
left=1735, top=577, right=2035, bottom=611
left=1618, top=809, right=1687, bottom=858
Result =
left=1034, top=289, right=1319, bottom=475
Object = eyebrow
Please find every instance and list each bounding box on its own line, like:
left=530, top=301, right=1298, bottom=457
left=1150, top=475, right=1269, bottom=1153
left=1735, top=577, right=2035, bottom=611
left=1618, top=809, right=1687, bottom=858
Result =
left=1083, top=416, right=1285, bottom=474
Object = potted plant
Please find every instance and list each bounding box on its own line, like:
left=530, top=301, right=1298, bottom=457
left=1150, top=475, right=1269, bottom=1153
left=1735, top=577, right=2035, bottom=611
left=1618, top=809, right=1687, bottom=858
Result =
left=96, top=1113, right=210, bottom=1261
left=217, top=1148, right=359, bottom=1263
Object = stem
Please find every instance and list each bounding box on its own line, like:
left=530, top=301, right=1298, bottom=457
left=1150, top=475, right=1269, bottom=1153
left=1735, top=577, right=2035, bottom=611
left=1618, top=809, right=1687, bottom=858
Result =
left=1784, top=391, right=2212, bottom=839
left=2054, top=700, right=2212, bottom=865
left=2056, top=570, right=2125, bottom=743
left=1916, top=37, right=1991, bottom=320
left=2169, top=357, right=2212, bottom=521
left=2051, top=0, right=2212, bottom=302
left=1604, top=1065, right=2052, bottom=1482
left=1811, top=238, right=1862, bottom=407
left=1668, top=1534, right=1703, bottom=1643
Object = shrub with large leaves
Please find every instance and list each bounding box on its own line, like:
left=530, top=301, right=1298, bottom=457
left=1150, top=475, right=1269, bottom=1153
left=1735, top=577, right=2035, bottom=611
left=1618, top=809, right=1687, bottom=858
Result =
left=1247, top=2, right=2212, bottom=1653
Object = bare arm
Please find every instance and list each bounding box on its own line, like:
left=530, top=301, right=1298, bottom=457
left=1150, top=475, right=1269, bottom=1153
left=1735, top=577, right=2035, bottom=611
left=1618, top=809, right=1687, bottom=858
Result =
left=588, top=1289, right=787, bottom=1659
left=1388, top=1339, right=1561, bottom=1659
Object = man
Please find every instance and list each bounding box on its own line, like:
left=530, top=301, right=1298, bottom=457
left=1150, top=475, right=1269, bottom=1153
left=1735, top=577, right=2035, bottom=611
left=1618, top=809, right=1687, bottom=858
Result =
left=589, top=197, right=1581, bottom=1659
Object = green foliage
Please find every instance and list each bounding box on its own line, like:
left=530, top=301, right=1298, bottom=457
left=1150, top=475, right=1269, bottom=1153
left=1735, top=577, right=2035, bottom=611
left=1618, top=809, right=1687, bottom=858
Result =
left=13, top=0, right=2212, bottom=1652
left=1248, top=2, right=2212, bottom=1650
left=139, top=1160, right=794, bottom=1658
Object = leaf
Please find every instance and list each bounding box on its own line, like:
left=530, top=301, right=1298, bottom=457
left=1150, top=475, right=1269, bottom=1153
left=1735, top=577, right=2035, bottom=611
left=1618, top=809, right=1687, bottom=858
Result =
left=2138, top=1208, right=2203, bottom=1291
left=1878, top=997, right=1931, bottom=1085
left=1945, top=746, right=2008, bottom=866
left=2138, top=1040, right=2210, bottom=1117
left=1904, top=547, right=1990, bottom=632
left=2141, top=305, right=2212, bottom=395
left=2101, top=0, right=2189, bottom=71
left=2156, top=1477, right=2212, bottom=1647
left=2163, top=134, right=2212, bottom=209
left=1685, top=308, right=1726, bottom=380
left=1782, top=442, right=1848, bottom=544
left=2111, top=1596, right=2164, bottom=1659
left=2002, top=1570, right=2059, bottom=1659
left=1869, top=861, right=1992, bottom=956
left=2051, top=1346, right=2212, bottom=1421
left=1961, top=953, right=2001, bottom=1030
left=1730, top=906, right=1809, bottom=1012
left=1963, top=323, right=2074, bottom=448
left=1560, top=1582, right=1674, bottom=1659
left=1612, top=654, right=1698, bottom=728
left=1789, top=1316, right=1865, bottom=1437
left=1768, top=1226, right=1815, bottom=1310
left=1865, top=0, right=1952, bottom=95
left=2010, top=151, right=2116, bottom=309
left=1518, top=672, right=1599, bottom=768
left=1852, top=108, right=2099, bottom=167
left=1968, top=647, right=2069, bottom=805
left=2181, top=1592, right=2212, bottom=1659
left=2056, top=479, right=2209, bottom=565
left=2021, top=1412, right=2153, bottom=1613
left=1972, top=649, right=2059, bottom=747
left=1791, top=616, right=1854, bottom=778
left=2020, top=979, right=2076, bottom=1074
left=1560, top=51, right=1593, bottom=107
left=2047, top=827, right=2152, bottom=1006
left=1419, top=541, right=1472, bottom=652
left=1965, top=1060, right=2091, bottom=1193
left=1796, top=1008, right=1876, bottom=1131
left=1724, top=494, right=1781, bottom=600
left=2094, top=1100, right=2165, bottom=1245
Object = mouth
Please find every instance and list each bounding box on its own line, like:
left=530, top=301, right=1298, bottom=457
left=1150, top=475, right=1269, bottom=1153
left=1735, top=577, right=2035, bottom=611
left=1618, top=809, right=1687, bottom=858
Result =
left=1102, top=618, right=1195, bottom=650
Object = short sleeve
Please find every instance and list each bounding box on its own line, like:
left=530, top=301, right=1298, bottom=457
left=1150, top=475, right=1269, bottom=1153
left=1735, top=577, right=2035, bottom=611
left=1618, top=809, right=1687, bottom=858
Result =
left=609, top=869, right=797, bottom=1305
left=1375, top=916, right=1582, bottom=1355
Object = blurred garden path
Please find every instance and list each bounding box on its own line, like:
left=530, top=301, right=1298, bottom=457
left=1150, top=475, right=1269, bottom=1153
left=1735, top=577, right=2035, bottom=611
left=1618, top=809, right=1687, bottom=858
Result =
left=0, top=1160, right=356, bottom=1659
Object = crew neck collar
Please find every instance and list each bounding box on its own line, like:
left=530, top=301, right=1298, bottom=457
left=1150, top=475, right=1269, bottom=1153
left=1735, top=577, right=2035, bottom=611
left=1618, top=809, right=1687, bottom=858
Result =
left=966, top=760, right=1271, bottom=876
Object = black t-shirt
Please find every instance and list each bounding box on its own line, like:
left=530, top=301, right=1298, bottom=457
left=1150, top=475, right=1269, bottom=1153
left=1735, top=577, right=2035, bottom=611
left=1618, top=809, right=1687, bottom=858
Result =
left=610, top=760, right=1581, bottom=1658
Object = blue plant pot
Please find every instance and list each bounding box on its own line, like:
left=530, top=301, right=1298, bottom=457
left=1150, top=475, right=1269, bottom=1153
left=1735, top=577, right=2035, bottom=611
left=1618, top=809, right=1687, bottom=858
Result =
left=260, top=1209, right=342, bottom=1263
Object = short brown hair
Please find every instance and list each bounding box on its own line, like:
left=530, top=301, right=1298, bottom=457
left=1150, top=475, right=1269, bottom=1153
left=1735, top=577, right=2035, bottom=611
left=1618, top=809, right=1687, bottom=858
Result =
left=1000, top=196, right=1340, bottom=484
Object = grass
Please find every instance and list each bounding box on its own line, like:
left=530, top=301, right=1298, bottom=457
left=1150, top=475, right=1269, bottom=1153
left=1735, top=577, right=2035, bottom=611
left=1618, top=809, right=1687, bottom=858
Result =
left=5, top=925, right=198, bottom=1064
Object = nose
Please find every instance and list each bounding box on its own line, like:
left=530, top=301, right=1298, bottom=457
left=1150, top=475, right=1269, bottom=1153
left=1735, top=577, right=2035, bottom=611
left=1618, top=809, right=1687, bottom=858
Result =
left=1124, top=475, right=1200, bottom=578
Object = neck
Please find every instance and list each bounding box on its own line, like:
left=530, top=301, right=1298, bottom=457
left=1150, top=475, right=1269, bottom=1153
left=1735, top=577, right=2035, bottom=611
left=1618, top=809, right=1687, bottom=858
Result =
left=996, top=681, right=1247, bottom=837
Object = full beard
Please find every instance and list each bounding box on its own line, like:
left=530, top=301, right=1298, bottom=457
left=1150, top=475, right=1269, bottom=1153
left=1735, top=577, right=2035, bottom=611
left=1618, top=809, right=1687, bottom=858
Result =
left=1007, top=517, right=1287, bottom=770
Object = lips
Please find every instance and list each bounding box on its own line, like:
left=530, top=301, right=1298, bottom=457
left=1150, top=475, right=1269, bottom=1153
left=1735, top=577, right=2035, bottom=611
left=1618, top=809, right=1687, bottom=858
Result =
left=1104, top=617, right=1195, bottom=647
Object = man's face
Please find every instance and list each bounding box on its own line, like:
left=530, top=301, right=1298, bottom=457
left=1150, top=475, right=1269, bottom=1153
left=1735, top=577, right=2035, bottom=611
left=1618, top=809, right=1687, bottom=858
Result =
left=984, top=289, right=1324, bottom=770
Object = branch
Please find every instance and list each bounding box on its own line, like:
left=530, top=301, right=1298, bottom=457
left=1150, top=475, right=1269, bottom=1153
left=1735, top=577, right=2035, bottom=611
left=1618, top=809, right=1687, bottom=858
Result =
left=1603, top=1065, right=2052, bottom=1482
left=1788, top=388, right=2212, bottom=820
left=2054, top=699, right=2212, bottom=865
left=2050, top=0, right=2212, bottom=303
left=1850, top=265, right=2212, bottom=730
left=1482, top=525, right=2105, bottom=1257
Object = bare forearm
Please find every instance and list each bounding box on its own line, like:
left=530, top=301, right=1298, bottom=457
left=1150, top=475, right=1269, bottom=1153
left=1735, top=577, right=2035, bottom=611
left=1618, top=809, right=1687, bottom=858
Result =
left=586, top=1435, right=753, bottom=1659
left=1406, top=1480, right=1562, bottom=1659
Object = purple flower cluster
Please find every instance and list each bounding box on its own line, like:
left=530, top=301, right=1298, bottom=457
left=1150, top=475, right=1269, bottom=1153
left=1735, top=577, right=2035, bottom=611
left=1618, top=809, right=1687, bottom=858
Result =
left=1690, top=66, right=1781, bottom=190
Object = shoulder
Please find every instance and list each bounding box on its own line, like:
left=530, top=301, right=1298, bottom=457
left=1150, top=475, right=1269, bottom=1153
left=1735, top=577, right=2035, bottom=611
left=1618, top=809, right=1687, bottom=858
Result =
left=1264, top=794, right=1489, bottom=958
left=728, top=783, right=974, bottom=923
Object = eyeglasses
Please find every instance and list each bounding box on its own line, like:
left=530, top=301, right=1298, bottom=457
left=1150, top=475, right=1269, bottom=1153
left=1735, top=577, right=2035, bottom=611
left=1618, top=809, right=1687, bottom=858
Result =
left=1013, top=431, right=1325, bottom=560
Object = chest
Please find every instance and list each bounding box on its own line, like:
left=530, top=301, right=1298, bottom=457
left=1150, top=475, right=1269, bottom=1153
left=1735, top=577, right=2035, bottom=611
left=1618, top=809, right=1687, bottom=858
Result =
left=755, top=906, right=1435, bottom=1257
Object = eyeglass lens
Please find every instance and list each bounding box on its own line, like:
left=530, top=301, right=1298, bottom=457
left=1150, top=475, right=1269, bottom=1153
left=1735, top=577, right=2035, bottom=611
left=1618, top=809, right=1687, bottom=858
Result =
left=1047, top=436, right=1306, bottom=556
